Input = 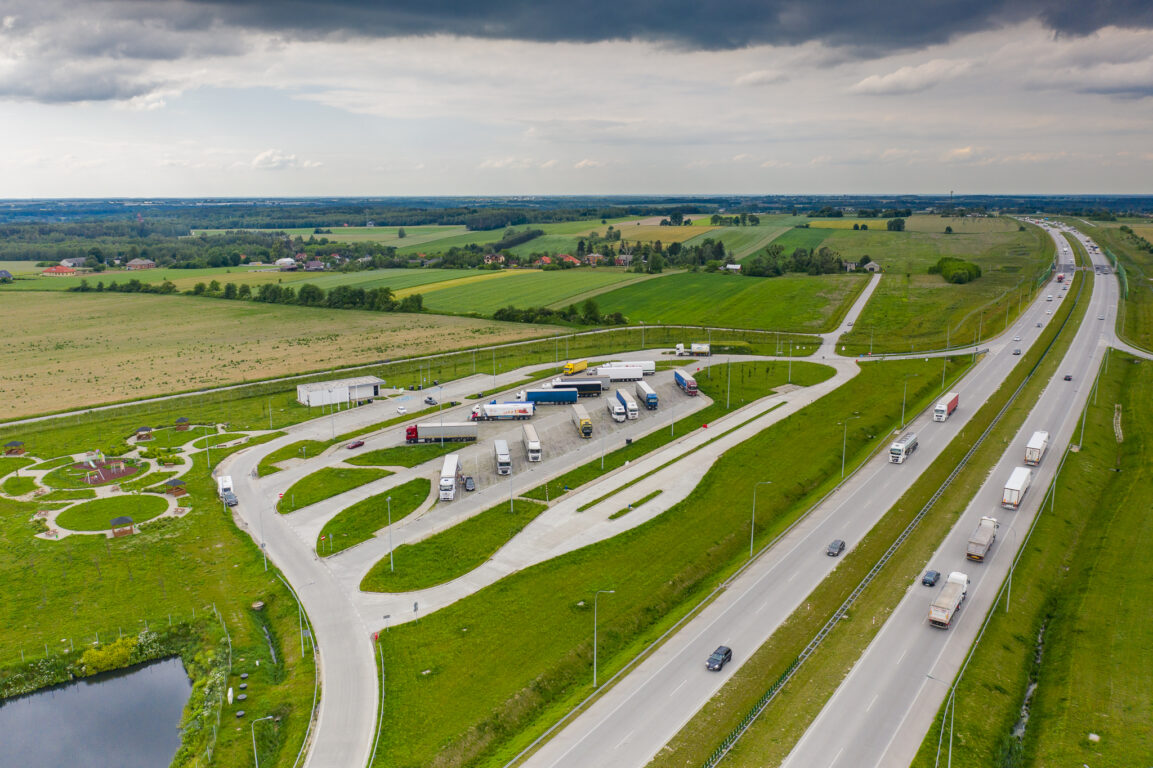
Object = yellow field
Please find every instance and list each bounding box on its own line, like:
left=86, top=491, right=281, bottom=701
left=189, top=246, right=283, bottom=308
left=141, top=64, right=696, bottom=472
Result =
left=391, top=270, right=519, bottom=298
left=587, top=224, right=717, bottom=243
left=0, top=292, right=550, bottom=418
left=1132, top=226, right=1153, bottom=243
left=806, top=215, right=1020, bottom=233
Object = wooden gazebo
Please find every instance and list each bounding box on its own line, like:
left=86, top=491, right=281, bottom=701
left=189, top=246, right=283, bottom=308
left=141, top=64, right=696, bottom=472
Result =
left=3, top=440, right=25, bottom=456
left=110, top=516, right=135, bottom=537
left=174, top=417, right=190, bottom=432
left=135, top=426, right=153, bottom=441
left=165, top=478, right=187, bottom=497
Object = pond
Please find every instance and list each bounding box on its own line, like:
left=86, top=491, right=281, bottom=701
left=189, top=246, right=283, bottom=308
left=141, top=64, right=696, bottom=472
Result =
left=0, top=657, right=191, bottom=768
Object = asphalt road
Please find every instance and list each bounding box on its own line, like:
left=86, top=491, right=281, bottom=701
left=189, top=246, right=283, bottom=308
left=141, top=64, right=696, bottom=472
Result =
left=781, top=224, right=1138, bottom=768
left=517, top=271, right=1063, bottom=768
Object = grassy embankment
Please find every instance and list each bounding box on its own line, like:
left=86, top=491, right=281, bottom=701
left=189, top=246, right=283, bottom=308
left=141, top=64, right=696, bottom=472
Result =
left=54, top=495, right=169, bottom=531
left=317, top=477, right=431, bottom=556
left=277, top=466, right=392, bottom=513
left=345, top=443, right=458, bottom=467
left=1067, top=217, right=1153, bottom=351
left=651, top=237, right=1089, bottom=768
left=370, top=355, right=968, bottom=768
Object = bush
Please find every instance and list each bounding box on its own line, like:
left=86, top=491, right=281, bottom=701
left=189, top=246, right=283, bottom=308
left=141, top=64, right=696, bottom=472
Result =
left=929, top=256, right=982, bottom=284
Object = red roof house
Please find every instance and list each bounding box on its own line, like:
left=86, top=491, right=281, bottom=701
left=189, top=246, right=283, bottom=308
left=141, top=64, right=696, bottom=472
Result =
left=43, top=265, right=77, bottom=276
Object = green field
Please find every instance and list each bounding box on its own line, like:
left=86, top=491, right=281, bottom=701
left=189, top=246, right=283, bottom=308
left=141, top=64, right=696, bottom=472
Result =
left=55, top=495, right=169, bottom=531
left=1069, top=219, right=1153, bottom=351
left=278, top=467, right=392, bottom=513
left=420, top=268, right=642, bottom=315
left=317, top=478, right=430, bottom=556
left=591, top=271, right=866, bottom=331
left=345, top=443, right=458, bottom=468
left=682, top=225, right=793, bottom=260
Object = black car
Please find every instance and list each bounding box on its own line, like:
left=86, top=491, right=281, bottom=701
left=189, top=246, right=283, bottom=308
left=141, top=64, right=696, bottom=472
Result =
left=464, top=476, right=476, bottom=492
left=706, top=646, right=732, bottom=671
left=922, top=570, right=941, bottom=587
left=424, top=396, right=438, bottom=406
left=222, top=491, right=239, bottom=507
left=826, top=539, right=846, bottom=557
left=1064, top=374, right=1073, bottom=381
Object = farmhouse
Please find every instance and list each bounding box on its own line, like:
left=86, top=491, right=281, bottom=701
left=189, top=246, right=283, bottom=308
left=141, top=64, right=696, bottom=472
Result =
left=43, top=265, right=77, bottom=276
left=304, top=260, right=325, bottom=271
left=537, top=256, right=553, bottom=266
left=483, top=253, right=505, bottom=264
left=60, top=257, right=87, bottom=269
left=559, top=254, right=581, bottom=266
left=126, top=258, right=156, bottom=270
left=844, top=261, right=859, bottom=272
left=296, top=375, right=386, bottom=407
left=864, top=261, right=882, bottom=272
left=0, top=269, right=12, bottom=282
left=276, top=257, right=298, bottom=271
left=723, top=263, right=741, bottom=272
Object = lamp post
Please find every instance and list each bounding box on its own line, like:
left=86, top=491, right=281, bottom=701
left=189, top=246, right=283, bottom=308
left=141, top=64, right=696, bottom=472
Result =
left=251, top=714, right=275, bottom=767
left=901, top=375, right=919, bottom=429
left=840, top=414, right=861, bottom=479
left=387, top=496, right=394, bottom=572
left=593, top=589, right=615, bottom=688
left=752, top=481, right=772, bottom=558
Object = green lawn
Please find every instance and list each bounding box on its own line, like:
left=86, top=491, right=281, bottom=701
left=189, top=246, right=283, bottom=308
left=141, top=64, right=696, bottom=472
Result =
left=345, top=443, right=459, bottom=468
left=318, top=478, right=431, bottom=556
left=54, top=495, right=169, bottom=531
left=1069, top=219, right=1153, bottom=351
left=0, top=456, right=33, bottom=478
left=767, top=226, right=832, bottom=253
left=592, top=272, right=867, bottom=332
left=257, top=440, right=333, bottom=477
left=42, top=460, right=147, bottom=489
left=190, top=432, right=247, bottom=449
left=361, top=499, right=547, bottom=592
left=371, top=356, right=965, bottom=768
left=278, top=466, right=392, bottom=513
left=681, top=224, right=793, bottom=260
left=419, top=269, right=639, bottom=315
left=2, top=475, right=37, bottom=496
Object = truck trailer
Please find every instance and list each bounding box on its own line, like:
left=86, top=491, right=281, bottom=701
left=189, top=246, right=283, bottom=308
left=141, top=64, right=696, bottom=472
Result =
left=572, top=404, right=592, bottom=438
left=615, top=389, right=639, bottom=420
left=675, top=343, right=711, bottom=356
left=217, top=476, right=233, bottom=497
left=1024, top=431, right=1049, bottom=466
left=439, top=454, right=462, bottom=501
left=552, top=377, right=608, bottom=396
left=563, top=359, right=588, bottom=376
left=635, top=380, right=659, bottom=410
left=596, top=366, right=644, bottom=382
left=1001, top=467, right=1032, bottom=509
left=928, top=572, right=970, bottom=629
left=606, top=398, right=626, bottom=422
left=674, top=369, right=699, bottom=396
left=933, top=392, right=960, bottom=422
left=470, top=401, right=535, bottom=421
left=966, top=516, right=999, bottom=561
left=522, top=424, right=542, bottom=462
left=610, top=360, right=656, bottom=375
left=406, top=421, right=479, bottom=444
left=889, top=432, right=919, bottom=464
left=517, top=388, right=578, bottom=405
left=493, top=439, right=512, bottom=475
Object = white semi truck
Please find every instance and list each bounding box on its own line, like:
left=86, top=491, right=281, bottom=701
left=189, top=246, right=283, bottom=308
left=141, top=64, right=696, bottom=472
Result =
left=966, top=516, right=999, bottom=561
left=493, top=439, right=512, bottom=476
left=609, top=360, right=656, bottom=375
left=597, top=366, right=644, bottom=382
left=606, top=397, right=626, bottom=423
left=933, top=392, right=959, bottom=422
left=1024, top=431, right=1049, bottom=466
left=439, top=454, right=462, bottom=501
left=1002, top=467, right=1032, bottom=509
left=522, top=424, right=542, bottom=462
left=217, top=475, right=233, bottom=497
left=615, top=389, right=639, bottom=420
left=889, top=432, right=919, bottom=464
left=928, top=572, right=970, bottom=629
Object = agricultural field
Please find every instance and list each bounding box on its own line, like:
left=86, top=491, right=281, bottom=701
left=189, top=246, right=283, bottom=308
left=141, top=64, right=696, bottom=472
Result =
left=683, top=224, right=793, bottom=260
left=0, top=260, right=40, bottom=275
left=767, top=226, right=834, bottom=253
left=592, top=271, right=867, bottom=331
left=419, top=268, right=645, bottom=315
left=806, top=215, right=1020, bottom=233
left=394, top=218, right=635, bottom=256
left=0, top=292, right=553, bottom=419
left=194, top=224, right=469, bottom=246
left=1070, top=218, right=1153, bottom=351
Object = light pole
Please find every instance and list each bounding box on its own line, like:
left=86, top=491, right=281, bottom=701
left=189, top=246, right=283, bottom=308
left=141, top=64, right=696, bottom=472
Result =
left=268, top=397, right=272, bottom=430
left=752, top=481, right=772, bottom=558
left=600, top=428, right=605, bottom=470
left=901, top=375, right=919, bottom=428
left=387, top=496, right=394, bottom=572
left=840, top=414, right=861, bottom=479
left=593, top=589, right=615, bottom=687
left=641, top=321, right=645, bottom=349
left=251, top=714, right=274, bottom=767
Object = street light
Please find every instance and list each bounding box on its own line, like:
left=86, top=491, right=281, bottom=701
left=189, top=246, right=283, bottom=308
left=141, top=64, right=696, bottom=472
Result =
left=251, top=714, right=275, bottom=768
left=593, top=589, right=615, bottom=688
left=387, top=496, right=394, bottom=572
left=751, top=480, right=772, bottom=558
left=840, top=414, right=861, bottom=479
left=901, top=375, right=920, bottom=429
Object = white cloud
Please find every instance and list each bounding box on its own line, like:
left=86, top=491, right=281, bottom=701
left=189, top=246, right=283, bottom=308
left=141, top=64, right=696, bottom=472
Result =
left=735, top=69, right=785, bottom=87
left=250, top=149, right=321, bottom=170
left=852, top=58, right=972, bottom=95
left=573, top=158, right=604, bottom=169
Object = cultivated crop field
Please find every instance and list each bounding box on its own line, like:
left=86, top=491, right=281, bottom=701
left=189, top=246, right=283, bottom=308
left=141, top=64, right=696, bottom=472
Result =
left=193, top=224, right=468, bottom=245
left=419, top=268, right=645, bottom=315
left=807, top=215, right=1020, bottom=233
left=685, top=224, right=793, bottom=260
left=0, top=292, right=552, bottom=418
left=592, top=271, right=867, bottom=331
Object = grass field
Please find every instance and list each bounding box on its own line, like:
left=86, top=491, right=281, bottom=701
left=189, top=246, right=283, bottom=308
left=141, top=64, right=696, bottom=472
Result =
left=420, top=268, right=642, bottom=315
left=592, top=272, right=866, bottom=331
left=682, top=225, right=793, bottom=260
left=54, top=495, right=169, bottom=531
left=345, top=443, right=458, bottom=468
left=0, top=260, right=40, bottom=274
left=806, top=215, right=1020, bottom=234
left=1070, top=219, right=1153, bottom=352
left=194, top=224, right=470, bottom=246
left=0, top=291, right=552, bottom=418
left=369, top=356, right=964, bottom=768
left=278, top=467, right=391, bottom=513
left=767, top=226, right=832, bottom=253
left=317, top=477, right=430, bottom=556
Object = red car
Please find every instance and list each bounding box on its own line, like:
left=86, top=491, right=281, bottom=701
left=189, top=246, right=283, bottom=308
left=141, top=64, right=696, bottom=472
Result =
left=346, top=440, right=365, bottom=449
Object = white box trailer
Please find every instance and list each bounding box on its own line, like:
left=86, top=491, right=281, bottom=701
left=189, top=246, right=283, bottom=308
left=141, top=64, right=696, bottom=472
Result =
left=439, top=454, right=462, bottom=501
left=597, top=366, right=644, bottom=382
left=522, top=424, right=542, bottom=462
left=1002, top=467, right=1032, bottom=509
left=1024, top=431, right=1049, bottom=466
left=615, top=389, right=639, bottom=420
left=493, top=439, right=512, bottom=475
left=610, top=360, right=656, bottom=375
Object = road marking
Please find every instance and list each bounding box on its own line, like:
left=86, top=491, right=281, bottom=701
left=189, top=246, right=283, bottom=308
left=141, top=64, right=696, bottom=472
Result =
left=866, top=693, right=879, bottom=712
left=756, top=599, right=770, bottom=614
left=670, top=679, right=687, bottom=696
left=615, top=730, right=634, bottom=749
left=831, top=746, right=845, bottom=766
left=895, top=649, right=906, bottom=666
left=787, top=571, right=797, bottom=583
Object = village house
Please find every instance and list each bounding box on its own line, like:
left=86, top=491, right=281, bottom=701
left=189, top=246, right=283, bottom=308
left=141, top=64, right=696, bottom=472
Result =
left=125, top=258, right=156, bottom=270
left=42, top=265, right=77, bottom=276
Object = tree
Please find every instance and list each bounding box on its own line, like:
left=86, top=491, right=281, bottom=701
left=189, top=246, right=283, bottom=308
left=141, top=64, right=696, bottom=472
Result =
left=399, top=293, right=423, bottom=312
left=886, top=218, right=906, bottom=232
left=647, top=252, right=665, bottom=273
left=397, top=228, right=407, bottom=239
left=581, top=299, right=601, bottom=324
left=223, top=283, right=238, bottom=299
left=208, top=279, right=221, bottom=293
left=238, top=284, right=252, bottom=299
left=945, top=225, right=953, bottom=234
left=297, top=283, right=325, bottom=306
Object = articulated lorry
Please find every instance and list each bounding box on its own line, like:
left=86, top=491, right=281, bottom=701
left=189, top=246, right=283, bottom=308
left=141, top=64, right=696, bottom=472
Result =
left=889, top=432, right=918, bottom=463
left=674, top=369, right=698, bottom=396
left=615, top=389, right=639, bottom=420
left=572, top=404, right=592, bottom=438
left=966, top=516, right=999, bottom=561
left=606, top=398, right=626, bottom=423
left=522, top=424, right=542, bottom=462
left=1002, top=467, right=1032, bottom=509
left=563, top=359, right=588, bottom=376
left=552, top=377, right=608, bottom=397
left=517, top=388, right=578, bottom=405
left=635, top=380, right=659, bottom=410
left=493, top=439, right=511, bottom=475
left=439, top=454, right=462, bottom=501
left=933, top=392, right=960, bottom=422
left=610, top=360, right=656, bottom=375
left=928, top=572, right=970, bottom=629
left=406, top=421, right=478, bottom=444
left=1024, top=431, right=1049, bottom=466
left=597, top=366, right=644, bottom=382
left=470, top=401, right=535, bottom=421
left=675, top=343, right=711, bottom=356
left=217, top=475, right=233, bottom=497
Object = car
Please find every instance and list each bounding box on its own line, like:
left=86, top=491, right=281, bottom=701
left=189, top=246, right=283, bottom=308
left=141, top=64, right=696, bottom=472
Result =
left=1046, top=309, right=1052, bottom=314
left=222, top=491, right=239, bottom=507
left=706, top=645, right=732, bottom=671
left=922, top=570, right=941, bottom=587
left=464, top=476, right=476, bottom=492
left=396, top=405, right=407, bottom=415
left=826, top=539, right=846, bottom=557
left=1036, top=322, right=1042, bottom=327
left=1013, top=335, right=1021, bottom=341
left=346, top=440, right=365, bottom=450
left=424, top=396, right=438, bottom=406
left=1064, top=374, right=1073, bottom=381
left=847, top=320, right=854, bottom=327
left=1098, top=314, right=1105, bottom=320
left=1013, top=349, right=1022, bottom=356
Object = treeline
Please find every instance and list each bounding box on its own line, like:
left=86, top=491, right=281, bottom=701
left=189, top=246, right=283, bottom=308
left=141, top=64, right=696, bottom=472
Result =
left=708, top=214, right=761, bottom=226
left=930, top=257, right=982, bottom=284
left=488, top=228, right=544, bottom=250
left=740, top=244, right=846, bottom=276
left=493, top=299, right=625, bottom=326
left=805, top=207, right=913, bottom=218
left=1119, top=225, right=1153, bottom=253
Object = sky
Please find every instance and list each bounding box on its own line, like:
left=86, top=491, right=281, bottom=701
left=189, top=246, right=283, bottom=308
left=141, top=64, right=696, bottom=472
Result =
left=2, top=0, right=1153, bottom=196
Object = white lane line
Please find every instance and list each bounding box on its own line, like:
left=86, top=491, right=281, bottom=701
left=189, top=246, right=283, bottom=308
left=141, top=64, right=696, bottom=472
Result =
left=830, top=746, right=845, bottom=766
left=787, top=571, right=797, bottom=583
left=866, top=693, right=879, bottom=713
left=615, top=730, right=634, bottom=749
left=895, top=649, right=907, bottom=666
left=756, top=599, right=771, bottom=614
left=670, top=679, right=687, bottom=697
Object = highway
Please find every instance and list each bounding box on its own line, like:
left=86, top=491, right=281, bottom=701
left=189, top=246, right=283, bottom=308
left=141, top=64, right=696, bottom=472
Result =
left=517, top=247, right=1071, bottom=767
left=781, top=224, right=1136, bottom=768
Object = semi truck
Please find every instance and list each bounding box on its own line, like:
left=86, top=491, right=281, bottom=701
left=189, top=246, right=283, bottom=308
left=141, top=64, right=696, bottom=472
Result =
left=1002, top=467, right=1032, bottom=509
left=928, top=572, right=970, bottom=629
left=493, top=439, right=512, bottom=475
left=522, top=424, right=542, bottom=462
left=615, top=389, right=639, bottom=420
left=517, top=388, right=578, bottom=405
left=470, top=401, right=535, bottom=421
left=933, top=392, right=960, bottom=422
left=596, top=366, right=644, bottom=382
left=889, top=432, right=919, bottom=463
left=439, top=454, right=462, bottom=501
left=610, top=360, right=656, bottom=375
left=563, top=359, right=588, bottom=376
left=635, top=380, right=659, bottom=410
left=1024, top=431, right=1049, bottom=466
left=675, top=343, right=711, bottom=356
left=406, top=421, right=478, bottom=444
left=552, top=377, right=609, bottom=396
left=1056, top=273, right=1065, bottom=283
left=966, top=516, right=999, bottom=561
left=217, top=476, right=233, bottom=497
left=674, top=369, right=699, bottom=396
left=572, top=404, right=592, bottom=438
left=606, top=398, right=626, bottom=422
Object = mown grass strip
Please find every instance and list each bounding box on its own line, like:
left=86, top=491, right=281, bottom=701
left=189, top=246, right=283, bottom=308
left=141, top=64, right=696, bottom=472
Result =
left=55, top=495, right=169, bottom=531
left=345, top=442, right=458, bottom=468
left=610, top=490, right=662, bottom=520
left=278, top=466, right=391, bottom=513
left=651, top=258, right=1089, bottom=768
left=318, top=478, right=430, bottom=556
